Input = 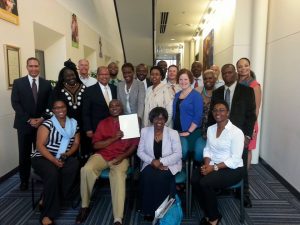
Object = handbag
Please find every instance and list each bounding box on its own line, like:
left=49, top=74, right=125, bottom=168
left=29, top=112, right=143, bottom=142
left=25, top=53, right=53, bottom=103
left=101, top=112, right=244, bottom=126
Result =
left=153, top=194, right=183, bottom=225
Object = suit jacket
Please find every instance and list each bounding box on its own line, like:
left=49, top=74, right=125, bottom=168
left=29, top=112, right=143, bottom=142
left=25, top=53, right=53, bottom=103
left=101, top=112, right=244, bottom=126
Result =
left=145, top=78, right=152, bottom=87
left=11, top=75, right=52, bottom=133
left=117, top=79, right=145, bottom=119
left=137, top=126, right=182, bottom=175
left=209, top=83, right=256, bottom=137
left=82, top=83, right=117, bottom=132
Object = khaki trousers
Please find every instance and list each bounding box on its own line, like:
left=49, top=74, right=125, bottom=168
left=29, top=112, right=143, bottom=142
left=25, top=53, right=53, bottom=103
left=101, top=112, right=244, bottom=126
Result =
left=80, top=154, right=129, bottom=220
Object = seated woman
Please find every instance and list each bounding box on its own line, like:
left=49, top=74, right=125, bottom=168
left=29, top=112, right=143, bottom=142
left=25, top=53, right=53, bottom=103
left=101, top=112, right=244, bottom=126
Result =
left=191, top=100, right=244, bottom=225
left=172, top=69, right=203, bottom=160
left=137, top=107, right=182, bottom=220
left=31, top=99, right=80, bottom=225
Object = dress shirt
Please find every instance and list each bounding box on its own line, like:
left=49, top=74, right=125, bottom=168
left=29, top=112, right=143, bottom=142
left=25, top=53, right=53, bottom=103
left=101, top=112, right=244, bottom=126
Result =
left=79, top=74, right=97, bottom=87
left=214, top=79, right=225, bottom=89
left=192, top=75, right=204, bottom=89
left=99, top=82, right=112, bottom=102
left=28, top=75, right=39, bottom=91
left=203, top=120, right=244, bottom=169
left=140, top=79, right=147, bottom=91
left=224, top=81, right=237, bottom=110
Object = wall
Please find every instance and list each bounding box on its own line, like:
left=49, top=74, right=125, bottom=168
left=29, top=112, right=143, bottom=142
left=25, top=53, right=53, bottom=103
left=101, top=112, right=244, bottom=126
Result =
left=0, top=0, right=123, bottom=177
left=260, top=0, right=300, bottom=191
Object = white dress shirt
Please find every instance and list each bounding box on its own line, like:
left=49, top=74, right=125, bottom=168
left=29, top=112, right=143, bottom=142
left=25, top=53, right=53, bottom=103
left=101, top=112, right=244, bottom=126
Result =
left=192, top=75, right=204, bottom=89
left=214, top=79, right=225, bottom=89
left=203, top=120, right=244, bottom=169
left=99, top=82, right=112, bottom=102
left=79, top=74, right=97, bottom=87
left=28, top=75, right=39, bottom=91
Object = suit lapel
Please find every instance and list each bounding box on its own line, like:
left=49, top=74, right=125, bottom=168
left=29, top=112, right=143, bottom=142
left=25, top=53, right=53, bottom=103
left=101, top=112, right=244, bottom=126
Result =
left=231, top=84, right=241, bottom=112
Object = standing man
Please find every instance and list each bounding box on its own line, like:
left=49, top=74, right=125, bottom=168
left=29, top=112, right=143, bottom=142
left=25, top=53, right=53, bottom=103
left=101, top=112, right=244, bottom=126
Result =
left=82, top=66, right=117, bottom=140
left=191, top=61, right=204, bottom=92
left=78, top=59, right=97, bottom=87
left=136, top=63, right=152, bottom=91
left=157, top=60, right=168, bottom=83
left=166, top=65, right=181, bottom=96
left=210, top=64, right=224, bottom=89
left=11, top=57, right=52, bottom=190
left=209, top=64, right=256, bottom=208
left=108, top=62, right=121, bottom=87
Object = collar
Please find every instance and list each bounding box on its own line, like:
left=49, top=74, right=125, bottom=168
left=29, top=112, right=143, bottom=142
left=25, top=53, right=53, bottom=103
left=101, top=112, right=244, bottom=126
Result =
left=224, top=120, right=234, bottom=130
left=79, top=74, right=90, bottom=80
left=225, top=80, right=237, bottom=92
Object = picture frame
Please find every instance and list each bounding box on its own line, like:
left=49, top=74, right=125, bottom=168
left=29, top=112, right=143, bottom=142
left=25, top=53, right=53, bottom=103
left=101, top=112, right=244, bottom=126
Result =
left=4, top=44, right=21, bottom=88
left=0, top=0, right=19, bottom=25
left=202, top=29, right=214, bottom=71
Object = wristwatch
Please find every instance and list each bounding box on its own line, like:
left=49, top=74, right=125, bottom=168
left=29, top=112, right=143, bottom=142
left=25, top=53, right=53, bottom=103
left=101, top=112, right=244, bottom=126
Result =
left=213, top=163, right=219, bottom=171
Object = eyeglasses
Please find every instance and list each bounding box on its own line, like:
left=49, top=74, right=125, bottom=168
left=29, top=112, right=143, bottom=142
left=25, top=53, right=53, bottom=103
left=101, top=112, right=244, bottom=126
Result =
left=212, top=109, right=227, bottom=113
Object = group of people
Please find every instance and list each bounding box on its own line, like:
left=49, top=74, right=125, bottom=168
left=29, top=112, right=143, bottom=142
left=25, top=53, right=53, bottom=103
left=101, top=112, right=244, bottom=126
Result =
left=11, top=57, right=261, bottom=225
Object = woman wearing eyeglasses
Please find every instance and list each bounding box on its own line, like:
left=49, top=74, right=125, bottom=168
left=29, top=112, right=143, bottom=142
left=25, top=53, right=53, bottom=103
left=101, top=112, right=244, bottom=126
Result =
left=191, top=100, right=244, bottom=225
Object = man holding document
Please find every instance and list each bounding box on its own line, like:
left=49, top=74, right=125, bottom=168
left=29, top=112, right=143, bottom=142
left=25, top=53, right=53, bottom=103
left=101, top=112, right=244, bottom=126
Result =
left=76, top=100, right=139, bottom=225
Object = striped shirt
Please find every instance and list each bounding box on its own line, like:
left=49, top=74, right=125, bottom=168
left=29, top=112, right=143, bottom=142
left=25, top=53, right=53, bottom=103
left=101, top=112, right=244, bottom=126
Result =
left=31, top=119, right=79, bottom=158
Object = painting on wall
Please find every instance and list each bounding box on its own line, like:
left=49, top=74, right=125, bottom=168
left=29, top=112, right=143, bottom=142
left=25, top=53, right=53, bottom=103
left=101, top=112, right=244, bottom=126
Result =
left=71, top=13, right=79, bottom=48
left=99, top=36, right=103, bottom=58
left=4, top=45, right=21, bottom=88
left=0, top=0, right=19, bottom=25
left=202, top=29, right=214, bottom=71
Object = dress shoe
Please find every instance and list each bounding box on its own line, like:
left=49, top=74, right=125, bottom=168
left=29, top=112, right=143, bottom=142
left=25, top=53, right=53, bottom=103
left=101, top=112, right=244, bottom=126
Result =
left=76, top=207, right=90, bottom=224
left=244, top=196, right=252, bottom=208
left=113, top=222, right=122, bottom=225
left=20, top=182, right=28, bottom=191
left=199, top=216, right=208, bottom=225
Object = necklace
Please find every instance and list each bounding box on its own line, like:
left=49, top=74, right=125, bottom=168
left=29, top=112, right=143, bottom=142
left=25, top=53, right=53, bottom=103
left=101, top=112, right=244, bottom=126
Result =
left=202, top=87, right=212, bottom=98
left=154, top=132, right=163, bottom=142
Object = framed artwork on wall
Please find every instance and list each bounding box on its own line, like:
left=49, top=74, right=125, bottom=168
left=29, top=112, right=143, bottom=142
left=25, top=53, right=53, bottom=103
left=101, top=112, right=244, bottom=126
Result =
left=202, top=29, right=214, bottom=71
left=0, top=0, right=19, bottom=25
left=71, top=13, right=79, bottom=48
left=4, top=44, right=21, bottom=88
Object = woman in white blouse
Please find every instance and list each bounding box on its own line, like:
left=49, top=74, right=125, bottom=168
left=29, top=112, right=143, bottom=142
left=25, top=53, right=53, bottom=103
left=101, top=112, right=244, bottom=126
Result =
left=143, top=66, right=173, bottom=127
left=191, top=100, right=244, bottom=225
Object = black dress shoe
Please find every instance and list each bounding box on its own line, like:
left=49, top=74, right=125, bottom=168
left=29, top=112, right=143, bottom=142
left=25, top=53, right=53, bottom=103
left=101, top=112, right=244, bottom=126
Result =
left=199, top=217, right=208, bottom=225
left=143, top=215, right=154, bottom=221
left=244, top=196, right=252, bottom=208
left=76, top=207, right=90, bottom=224
left=20, top=182, right=28, bottom=191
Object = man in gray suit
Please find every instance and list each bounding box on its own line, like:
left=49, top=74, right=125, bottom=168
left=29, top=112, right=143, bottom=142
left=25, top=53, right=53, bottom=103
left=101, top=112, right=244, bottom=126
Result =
left=117, top=63, right=145, bottom=121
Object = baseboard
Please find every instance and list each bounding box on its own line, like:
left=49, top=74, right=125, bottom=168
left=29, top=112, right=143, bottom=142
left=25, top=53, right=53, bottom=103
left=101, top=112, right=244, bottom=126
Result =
left=0, top=167, right=18, bottom=183
left=259, top=157, right=300, bottom=200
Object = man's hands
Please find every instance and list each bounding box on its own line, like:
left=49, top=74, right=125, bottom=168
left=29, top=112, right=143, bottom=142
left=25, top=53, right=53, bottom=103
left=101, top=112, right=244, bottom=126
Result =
left=200, top=164, right=214, bottom=176
left=28, top=118, right=44, bottom=128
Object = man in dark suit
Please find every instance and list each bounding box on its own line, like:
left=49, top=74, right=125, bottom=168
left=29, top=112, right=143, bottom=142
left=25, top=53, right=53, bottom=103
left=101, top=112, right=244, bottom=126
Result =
left=209, top=64, right=256, bottom=207
left=82, top=66, right=117, bottom=141
left=11, top=57, right=52, bottom=190
left=136, top=63, right=152, bottom=91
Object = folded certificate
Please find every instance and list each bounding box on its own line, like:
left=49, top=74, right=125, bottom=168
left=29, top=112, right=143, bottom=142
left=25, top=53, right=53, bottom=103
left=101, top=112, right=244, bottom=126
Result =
left=119, top=114, right=140, bottom=139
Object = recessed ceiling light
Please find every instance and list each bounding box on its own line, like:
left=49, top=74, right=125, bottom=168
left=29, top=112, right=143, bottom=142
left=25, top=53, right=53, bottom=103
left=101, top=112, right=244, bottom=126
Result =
left=170, top=38, right=175, bottom=41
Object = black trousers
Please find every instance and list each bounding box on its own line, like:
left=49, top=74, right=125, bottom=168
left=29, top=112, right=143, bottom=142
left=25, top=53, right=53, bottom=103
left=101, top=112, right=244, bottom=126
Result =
left=17, top=129, right=36, bottom=183
left=191, top=167, right=243, bottom=221
left=242, top=147, right=249, bottom=196
left=31, top=156, right=80, bottom=219
left=139, top=165, right=176, bottom=216
left=79, top=130, right=92, bottom=166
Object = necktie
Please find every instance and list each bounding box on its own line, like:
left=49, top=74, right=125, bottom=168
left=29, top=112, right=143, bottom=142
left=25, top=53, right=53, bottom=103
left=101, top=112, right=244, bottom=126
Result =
left=225, top=88, right=231, bottom=108
left=194, top=79, right=198, bottom=88
left=171, top=84, right=176, bottom=94
left=32, top=78, right=38, bottom=104
left=103, top=86, right=110, bottom=106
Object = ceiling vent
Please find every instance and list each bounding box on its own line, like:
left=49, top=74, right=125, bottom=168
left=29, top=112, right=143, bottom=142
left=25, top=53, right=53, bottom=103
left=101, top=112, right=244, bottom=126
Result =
left=160, top=12, right=169, bottom=33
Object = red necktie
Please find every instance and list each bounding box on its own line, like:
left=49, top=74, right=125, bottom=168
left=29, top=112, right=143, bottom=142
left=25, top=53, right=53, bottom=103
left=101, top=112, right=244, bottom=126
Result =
left=32, top=78, right=38, bottom=104
left=194, top=79, right=199, bottom=88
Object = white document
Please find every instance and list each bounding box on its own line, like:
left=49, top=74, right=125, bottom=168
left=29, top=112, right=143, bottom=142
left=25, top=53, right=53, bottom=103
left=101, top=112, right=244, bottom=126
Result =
left=119, top=114, right=140, bottom=139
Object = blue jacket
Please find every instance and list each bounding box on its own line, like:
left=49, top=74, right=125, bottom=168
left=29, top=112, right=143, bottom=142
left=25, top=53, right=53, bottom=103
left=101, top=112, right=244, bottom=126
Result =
left=172, top=89, right=203, bottom=131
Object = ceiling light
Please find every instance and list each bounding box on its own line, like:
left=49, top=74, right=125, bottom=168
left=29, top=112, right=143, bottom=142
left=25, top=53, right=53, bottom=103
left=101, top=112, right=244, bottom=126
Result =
left=170, top=38, right=175, bottom=41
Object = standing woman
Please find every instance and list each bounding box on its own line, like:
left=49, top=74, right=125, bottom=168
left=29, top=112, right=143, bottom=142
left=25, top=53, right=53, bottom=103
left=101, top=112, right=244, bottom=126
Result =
left=192, top=100, right=244, bottom=225
left=236, top=58, right=262, bottom=168
left=117, top=62, right=145, bottom=121
left=143, top=66, right=173, bottom=127
left=31, top=99, right=80, bottom=225
left=172, top=69, right=203, bottom=160
left=138, top=107, right=182, bottom=219
left=194, top=69, right=217, bottom=162
left=49, top=60, right=90, bottom=160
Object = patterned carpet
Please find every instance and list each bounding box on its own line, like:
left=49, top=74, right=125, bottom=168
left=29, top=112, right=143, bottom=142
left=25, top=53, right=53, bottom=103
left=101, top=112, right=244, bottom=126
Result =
left=0, top=163, right=299, bottom=225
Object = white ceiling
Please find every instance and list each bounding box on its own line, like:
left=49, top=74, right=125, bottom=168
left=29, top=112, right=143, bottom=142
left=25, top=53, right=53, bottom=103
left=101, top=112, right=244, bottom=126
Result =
left=156, top=0, right=210, bottom=57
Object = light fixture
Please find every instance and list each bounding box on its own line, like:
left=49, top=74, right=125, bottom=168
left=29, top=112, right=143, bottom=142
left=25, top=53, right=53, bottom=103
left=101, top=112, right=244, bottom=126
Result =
left=170, top=38, right=175, bottom=41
